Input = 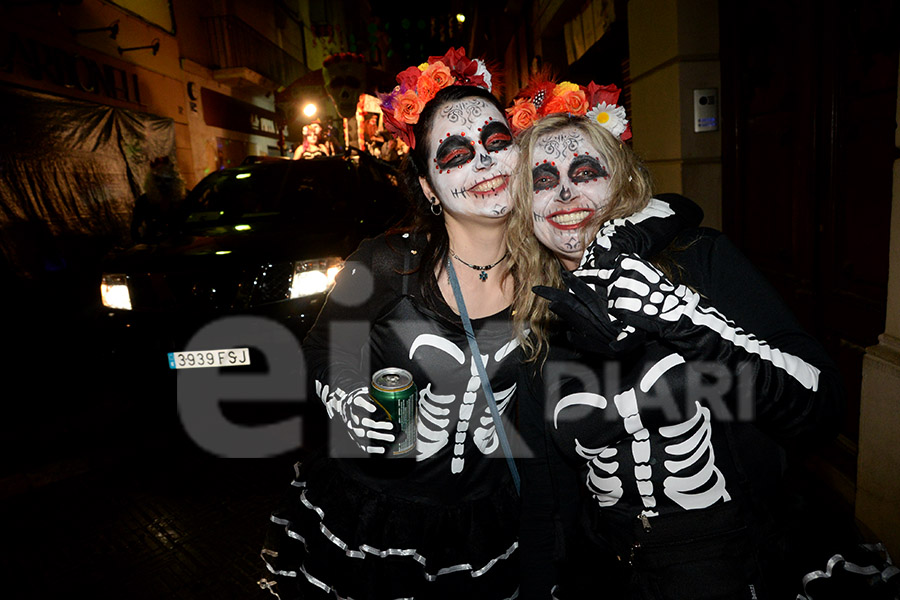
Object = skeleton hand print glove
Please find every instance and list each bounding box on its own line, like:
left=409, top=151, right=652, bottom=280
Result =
left=557, top=195, right=702, bottom=354
left=578, top=194, right=704, bottom=272
left=605, top=254, right=704, bottom=347
left=533, top=269, right=645, bottom=357
left=607, top=254, right=824, bottom=433
left=316, top=381, right=398, bottom=455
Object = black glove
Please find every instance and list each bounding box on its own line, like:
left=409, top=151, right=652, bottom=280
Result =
left=533, top=270, right=645, bottom=357
left=578, top=194, right=704, bottom=272
left=605, top=254, right=704, bottom=350
left=532, top=195, right=701, bottom=356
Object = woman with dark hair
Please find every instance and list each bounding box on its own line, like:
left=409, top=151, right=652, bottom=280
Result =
left=506, top=80, right=844, bottom=598
left=261, top=49, right=525, bottom=599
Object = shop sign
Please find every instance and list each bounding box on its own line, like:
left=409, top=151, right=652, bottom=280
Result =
left=201, top=86, right=280, bottom=139
left=1, top=30, right=141, bottom=105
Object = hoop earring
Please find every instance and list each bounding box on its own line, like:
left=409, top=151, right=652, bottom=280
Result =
left=430, top=198, right=442, bottom=216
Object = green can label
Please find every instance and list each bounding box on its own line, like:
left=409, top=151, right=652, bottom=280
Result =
left=370, top=367, right=417, bottom=456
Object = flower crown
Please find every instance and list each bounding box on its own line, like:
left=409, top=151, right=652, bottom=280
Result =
left=323, top=52, right=365, bottom=68
left=507, top=72, right=632, bottom=141
left=378, top=47, right=495, bottom=149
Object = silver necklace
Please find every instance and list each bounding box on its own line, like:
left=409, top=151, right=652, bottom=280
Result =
left=448, top=248, right=509, bottom=282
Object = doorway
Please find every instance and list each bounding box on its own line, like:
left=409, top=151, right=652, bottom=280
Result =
left=720, top=0, right=899, bottom=495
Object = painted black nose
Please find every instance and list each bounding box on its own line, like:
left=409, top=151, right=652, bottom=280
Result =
left=476, top=152, right=495, bottom=169
left=559, top=186, right=572, bottom=201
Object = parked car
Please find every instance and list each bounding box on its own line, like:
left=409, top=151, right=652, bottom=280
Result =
left=99, top=153, right=406, bottom=367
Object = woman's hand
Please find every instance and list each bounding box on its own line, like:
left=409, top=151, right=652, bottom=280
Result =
left=533, top=270, right=644, bottom=356
left=531, top=195, right=701, bottom=356
left=317, top=383, right=398, bottom=455
left=605, top=254, right=704, bottom=347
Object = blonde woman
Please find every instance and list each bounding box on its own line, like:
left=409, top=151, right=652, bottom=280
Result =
left=507, top=82, right=844, bottom=599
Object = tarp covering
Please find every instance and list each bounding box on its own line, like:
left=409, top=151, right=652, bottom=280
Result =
left=0, top=85, right=175, bottom=278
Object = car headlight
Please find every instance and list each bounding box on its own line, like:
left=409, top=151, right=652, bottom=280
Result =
left=101, top=273, right=132, bottom=310
left=290, top=258, right=343, bottom=298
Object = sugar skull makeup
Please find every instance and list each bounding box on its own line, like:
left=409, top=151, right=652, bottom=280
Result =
left=531, top=126, right=612, bottom=269
left=420, top=98, right=519, bottom=220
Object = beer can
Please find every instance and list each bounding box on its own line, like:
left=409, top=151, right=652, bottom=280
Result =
left=370, top=367, right=417, bottom=457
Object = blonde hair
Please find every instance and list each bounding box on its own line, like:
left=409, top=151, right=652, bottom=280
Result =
left=508, top=113, right=654, bottom=362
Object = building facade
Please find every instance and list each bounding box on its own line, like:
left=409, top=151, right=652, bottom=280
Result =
left=0, top=0, right=379, bottom=275
left=486, top=0, right=900, bottom=559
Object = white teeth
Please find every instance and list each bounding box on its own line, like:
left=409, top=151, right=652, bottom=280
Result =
left=469, top=176, right=505, bottom=193
left=551, top=211, right=591, bottom=225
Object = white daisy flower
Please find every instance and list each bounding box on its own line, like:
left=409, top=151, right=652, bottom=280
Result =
left=586, top=102, right=628, bottom=138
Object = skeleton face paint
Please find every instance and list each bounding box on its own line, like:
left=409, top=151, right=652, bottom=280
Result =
left=531, top=126, right=612, bottom=269
left=323, top=58, right=366, bottom=119
left=423, top=99, right=519, bottom=220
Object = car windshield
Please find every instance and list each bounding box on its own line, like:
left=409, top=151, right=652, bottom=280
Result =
left=178, top=160, right=363, bottom=230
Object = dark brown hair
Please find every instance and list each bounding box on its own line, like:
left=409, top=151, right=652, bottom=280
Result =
left=390, top=85, right=509, bottom=303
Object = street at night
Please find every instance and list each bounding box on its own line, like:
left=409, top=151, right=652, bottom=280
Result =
left=2, top=0, right=899, bottom=599
left=0, top=261, right=301, bottom=598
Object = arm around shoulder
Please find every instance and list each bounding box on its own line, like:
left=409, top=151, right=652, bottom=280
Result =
left=690, top=230, right=846, bottom=444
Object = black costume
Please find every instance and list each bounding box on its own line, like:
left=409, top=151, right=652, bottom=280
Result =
left=261, top=232, right=522, bottom=600
left=528, top=198, right=843, bottom=599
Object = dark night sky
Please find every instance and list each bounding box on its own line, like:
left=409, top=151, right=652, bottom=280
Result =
left=365, top=0, right=475, bottom=70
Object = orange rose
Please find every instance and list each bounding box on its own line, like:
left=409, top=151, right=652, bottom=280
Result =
left=417, top=75, right=438, bottom=104
left=542, top=89, right=588, bottom=116
left=508, top=99, right=538, bottom=132
left=562, top=89, right=589, bottom=115
left=396, top=89, right=426, bottom=124
left=542, top=95, right=568, bottom=115
left=424, top=61, right=455, bottom=90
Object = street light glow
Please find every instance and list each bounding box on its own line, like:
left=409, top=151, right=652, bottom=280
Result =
left=302, top=103, right=317, bottom=117
left=456, top=13, right=465, bottom=23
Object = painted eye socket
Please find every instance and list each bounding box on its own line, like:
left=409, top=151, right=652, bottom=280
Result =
left=437, top=146, right=475, bottom=169
left=570, top=158, right=609, bottom=183
left=532, top=168, right=559, bottom=191
left=484, top=131, right=512, bottom=152
left=481, top=122, right=513, bottom=153
left=572, top=166, right=602, bottom=181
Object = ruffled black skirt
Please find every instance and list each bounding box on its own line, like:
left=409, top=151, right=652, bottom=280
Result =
left=261, top=453, right=521, bottom=600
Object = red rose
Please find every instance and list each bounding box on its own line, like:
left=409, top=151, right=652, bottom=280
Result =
left=396, top=66, right=423, bottom=91
left=431, top=47, right=466, bottom=70
left=585, top=82, right=621, bottom=109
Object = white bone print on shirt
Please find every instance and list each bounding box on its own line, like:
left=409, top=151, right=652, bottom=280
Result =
left=612, top=387, right=656, bottom=516
left=578, top=439, right=623, bottom=506
left=409, top=333, right=518, bottom=473
left=554, top=352, right=731, bottom=518
left=659, top=400, right=732, bottom=509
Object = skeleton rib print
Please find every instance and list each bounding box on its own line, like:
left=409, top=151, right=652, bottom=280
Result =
left=555, top=352, right=731, bottom=515
left=553, top=243, right=828, bottom=520
left=409, top=331, right=519, bottom=473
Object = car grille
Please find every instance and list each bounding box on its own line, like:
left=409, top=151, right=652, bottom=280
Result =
left=128, top=262, right=293, bottom=311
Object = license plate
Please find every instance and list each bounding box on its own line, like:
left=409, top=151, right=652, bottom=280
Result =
left=167, top=348, right=251, bottom=369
